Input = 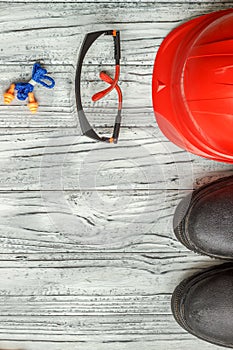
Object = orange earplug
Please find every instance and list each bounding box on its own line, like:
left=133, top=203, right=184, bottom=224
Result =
left=4, top=84, right=15, bottom=104
left=27, top=92, right=38, bottom=113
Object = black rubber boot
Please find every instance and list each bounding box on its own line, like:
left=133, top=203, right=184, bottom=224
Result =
left=172, top=263, right=233, bottom=348
left=173, top=176, right=233, bottom=259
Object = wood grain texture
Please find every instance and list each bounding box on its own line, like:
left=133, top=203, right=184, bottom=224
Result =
left=0, top=2, right=231, bottom=67
left=0, top=252, right=220, bottom=343
left=0, top=1, right=231, bottom=349
left=0, top=128, right=231, bottom=190
left=0, top=187, right=228, bottom=253
left=0, top=341, right=224, bottom=350
left=0, top=189, right=185, bottom=252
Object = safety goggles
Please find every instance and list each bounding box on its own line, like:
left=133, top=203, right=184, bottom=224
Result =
left=75, top=30, right=122, bottom=143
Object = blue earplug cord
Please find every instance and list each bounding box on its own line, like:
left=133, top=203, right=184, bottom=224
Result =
left=15, top=63, right=55, bottom=101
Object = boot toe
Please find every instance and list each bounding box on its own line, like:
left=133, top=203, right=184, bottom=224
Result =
left=172, top=264, right=233, bottom=347
left=174, top=177, right=233, bottom=258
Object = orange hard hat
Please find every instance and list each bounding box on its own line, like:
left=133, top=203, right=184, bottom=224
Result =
left=152, top=9, right=233, bottom=163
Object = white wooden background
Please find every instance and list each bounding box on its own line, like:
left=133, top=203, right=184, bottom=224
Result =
left=0, top=1, right=233, bottom=349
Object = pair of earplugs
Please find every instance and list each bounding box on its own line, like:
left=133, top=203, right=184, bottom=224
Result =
left=4, top=83, right=38, bottom=113
left=3, top=63, right=55, bottom=114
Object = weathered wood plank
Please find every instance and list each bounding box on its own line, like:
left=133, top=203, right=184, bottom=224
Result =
left=0, top=0, right=231, bottom=3
left=0, top=253, right=214, bottom=289
left=0, top=315, right=195, bottom=341
left=0, top=340, right=224, bottom=350
left=0, top=252, right=217, bottom=342
left=0, top=187, right=228, bottom=252
left=0, top=128, right=231, bottom=190
left=0, top=189, right=184, bottom=252
left=0, top=2, right=232, bottom=66
left=0, top=253, right=219, bottom=343
left=0, top=293, right=173, bottom=315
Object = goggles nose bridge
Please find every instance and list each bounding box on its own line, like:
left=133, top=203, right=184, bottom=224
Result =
left=92, top=64, right=120, bottom=102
